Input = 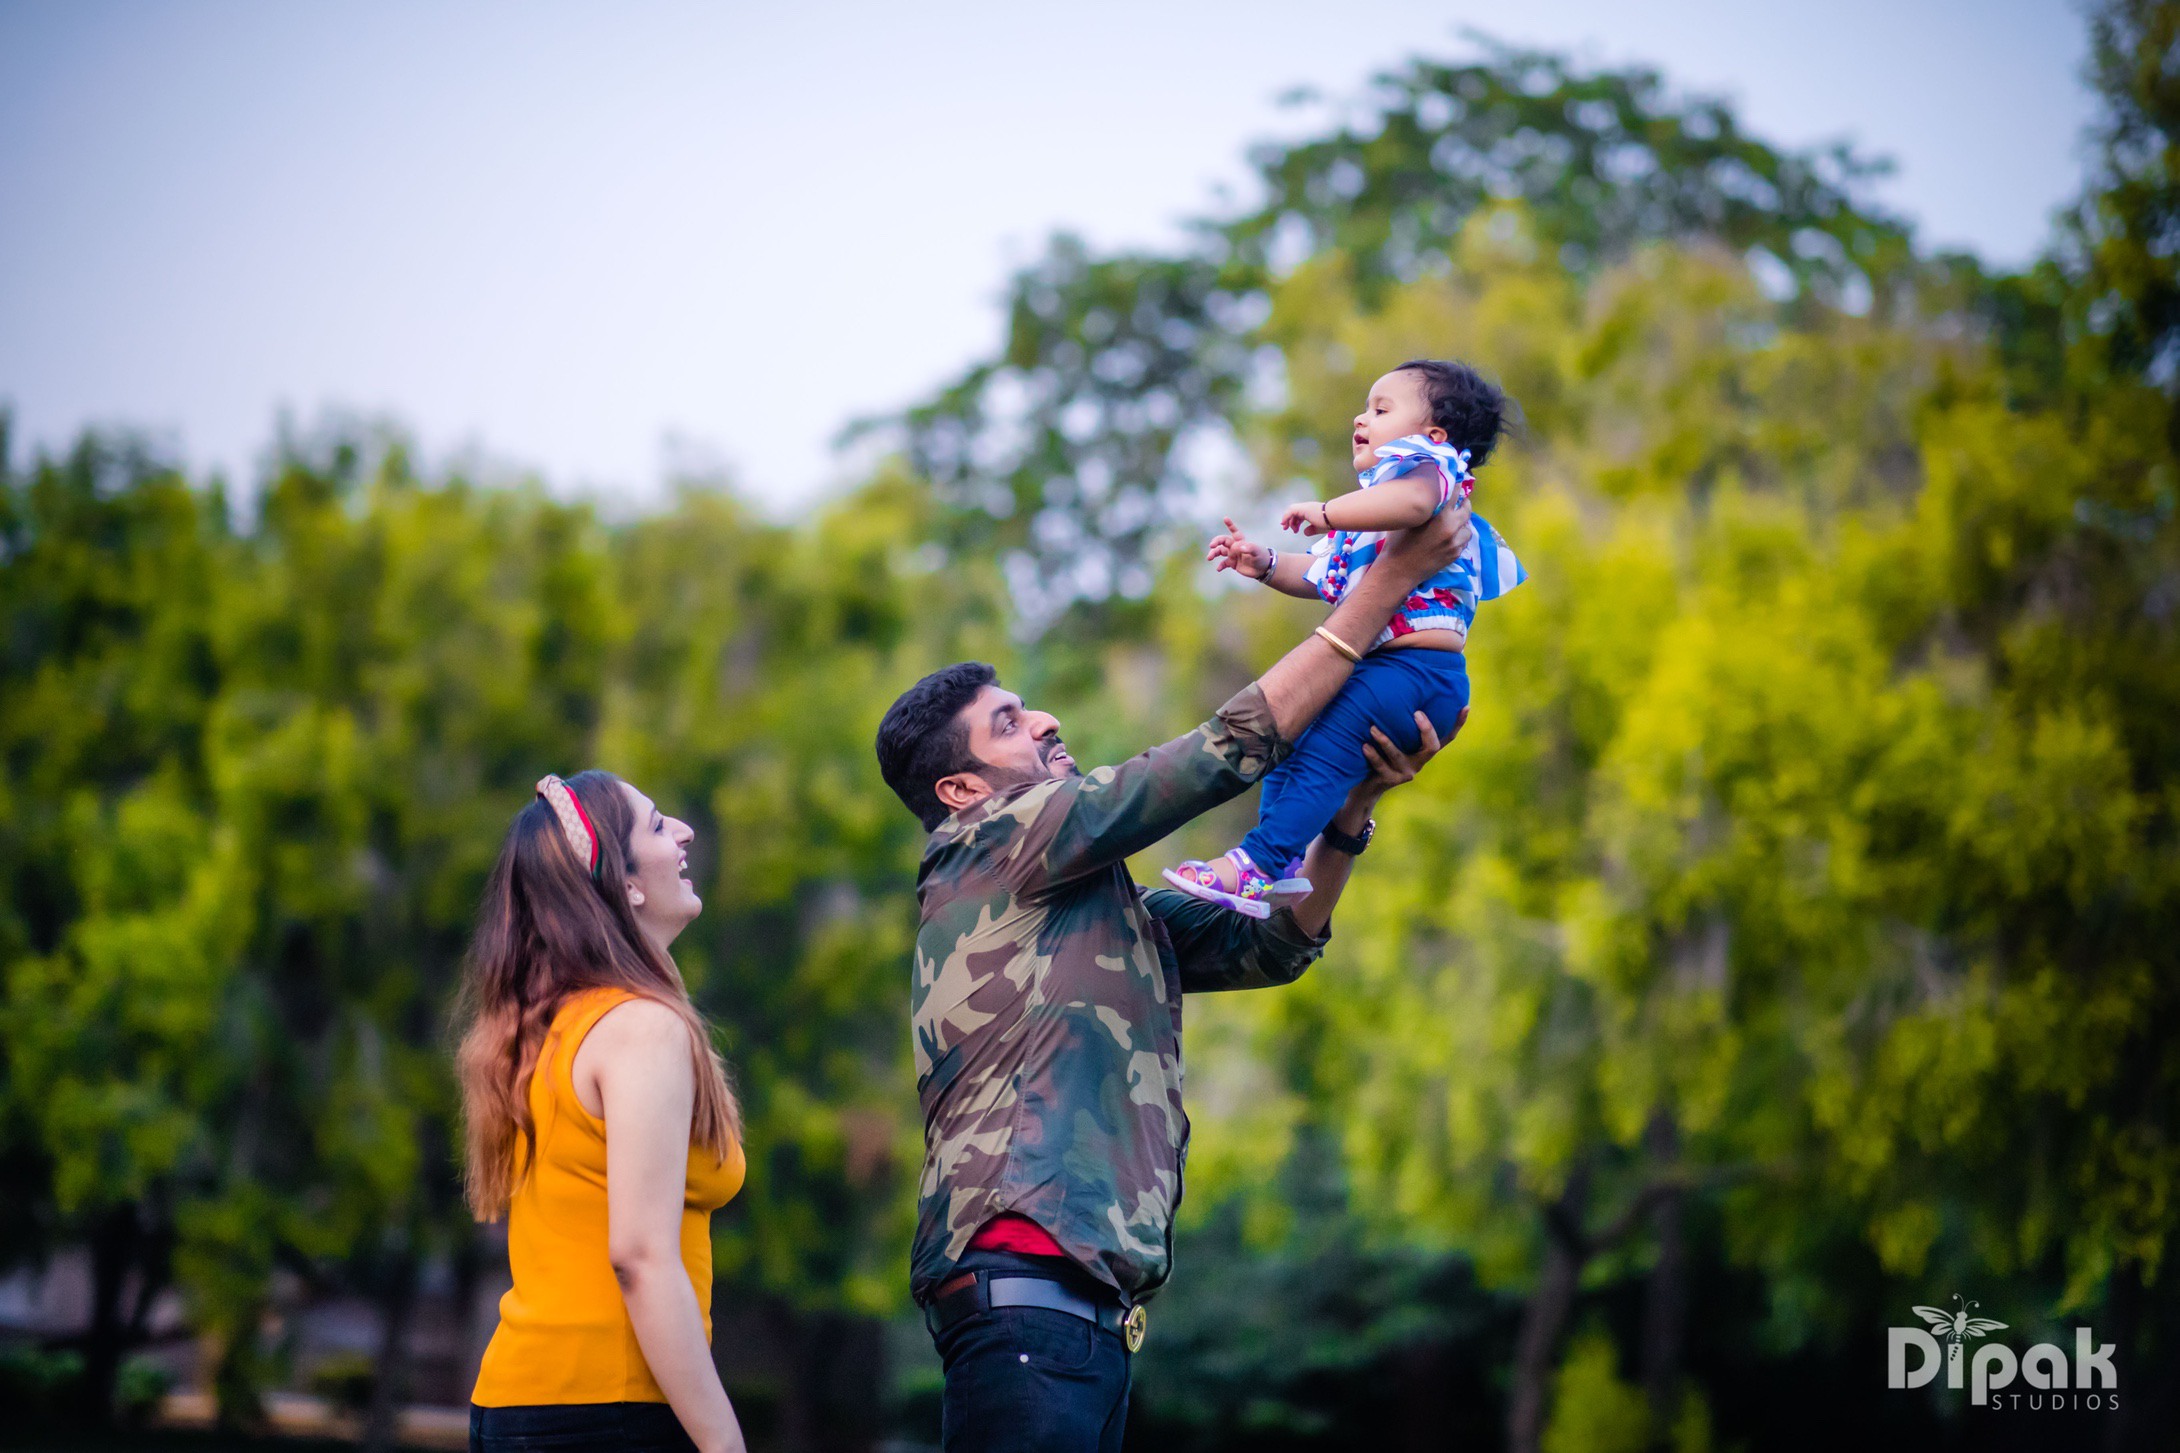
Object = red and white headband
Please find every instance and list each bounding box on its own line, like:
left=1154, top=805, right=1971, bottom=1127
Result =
left=536, top=774, right=602, bottom=880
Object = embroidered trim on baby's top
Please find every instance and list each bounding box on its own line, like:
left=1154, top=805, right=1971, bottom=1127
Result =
left=1311, top=436, right=1474, bottom=607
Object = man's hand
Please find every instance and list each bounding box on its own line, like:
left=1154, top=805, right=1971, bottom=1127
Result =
left=1291, top=705, right=1466, bottom=937
left=1325, top=707, right=1463, bottom=840
left=1375, top=499, right=1473, bottom=590
left=1357, top=707, right=1460, bottom=800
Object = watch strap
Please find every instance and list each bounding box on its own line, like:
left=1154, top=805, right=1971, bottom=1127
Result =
left=1321, top=817, right=1374, bottom=855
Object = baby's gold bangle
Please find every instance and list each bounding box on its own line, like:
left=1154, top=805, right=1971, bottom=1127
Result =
left=1314, top=626, right=1362, bottom=663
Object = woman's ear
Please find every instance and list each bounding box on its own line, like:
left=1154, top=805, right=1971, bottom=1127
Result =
left=626, top=879, right=646, bottom=909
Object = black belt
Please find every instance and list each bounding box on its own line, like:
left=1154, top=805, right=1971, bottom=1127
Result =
left=924, top=1269, right=1148, bottom=1352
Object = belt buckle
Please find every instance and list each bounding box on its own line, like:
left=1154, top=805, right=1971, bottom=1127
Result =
left=1122, top=1302, right=1148, bottom=1353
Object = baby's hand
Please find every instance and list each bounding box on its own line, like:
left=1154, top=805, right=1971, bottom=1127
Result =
left=1207, top=517, right=1273, bottom=579
left=1279, top=500, right=1331, bottom=537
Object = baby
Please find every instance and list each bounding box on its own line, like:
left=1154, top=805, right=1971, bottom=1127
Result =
left=1164, top=359, right=1526, bottom=916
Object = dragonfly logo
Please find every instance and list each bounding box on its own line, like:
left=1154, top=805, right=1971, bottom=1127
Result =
left=1887, top=1294, right=2120, bottom=1410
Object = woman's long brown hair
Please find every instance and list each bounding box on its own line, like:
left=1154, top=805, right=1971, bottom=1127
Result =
left=455, top=769, right=740, bottom=1219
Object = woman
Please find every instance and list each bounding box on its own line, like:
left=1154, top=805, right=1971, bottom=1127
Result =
left=457, top=770, right=748, bottom=1453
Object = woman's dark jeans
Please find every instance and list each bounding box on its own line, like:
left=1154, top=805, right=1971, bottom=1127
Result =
left=470, top=1401, right=696, bottom=1453
left=932, top=1248, right=1132, bottom=1453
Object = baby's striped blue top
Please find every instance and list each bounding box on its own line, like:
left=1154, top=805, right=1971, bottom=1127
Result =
left=1304, top=434, right=1526, bottom=647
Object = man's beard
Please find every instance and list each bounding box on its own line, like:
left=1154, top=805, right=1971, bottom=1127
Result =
left=1039, top=735, right=1080, bottom=778
left=977, top=737, right=1080, bottom=793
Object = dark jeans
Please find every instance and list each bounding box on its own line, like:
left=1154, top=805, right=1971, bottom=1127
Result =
left=931, top=1249, right=1132, bottom=1453
left=470, top=1401, right=696, bottom=1453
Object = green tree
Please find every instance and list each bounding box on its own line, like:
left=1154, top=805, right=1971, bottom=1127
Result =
left=4, top=12, right=2175, bottom=1453
left=892, top=16, right=2180, bottom=1450
left=601, top=467, right=1006, bottom=1447
left=2074, top=0, right=2180, bottom=431
left=189, top=426, right=617, bottom=1438
left=0, top=425, right=233, bottom=1425
left=1166, top=108, right=2177, bottom=1453
left=884, top=42, right=1920, bottom=620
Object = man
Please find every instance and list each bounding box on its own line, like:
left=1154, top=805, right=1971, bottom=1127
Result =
left=873, top=507, right=1472, bottom=1452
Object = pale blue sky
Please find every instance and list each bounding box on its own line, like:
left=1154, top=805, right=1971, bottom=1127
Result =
left=0, top=0, right=2095, bottom=507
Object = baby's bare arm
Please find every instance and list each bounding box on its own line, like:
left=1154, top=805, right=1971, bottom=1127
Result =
left=1325, top=476, right=1440, bottom=532
left=1208, top=517, right=1336, bottom=600
left=1280, top=475, right=1442, bottom=537
left=1264, top=551, right=1322, bottom=599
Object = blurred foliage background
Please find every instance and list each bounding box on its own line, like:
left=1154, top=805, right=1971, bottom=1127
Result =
left=4, top=4, right=2178, bottom=1451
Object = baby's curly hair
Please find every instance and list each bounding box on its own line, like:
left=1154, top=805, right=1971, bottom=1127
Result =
left=1397, top=359, right=1516, bottom=468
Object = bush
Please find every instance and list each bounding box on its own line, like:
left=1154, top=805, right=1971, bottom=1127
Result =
left=116, top=1356, right=176, bottom=1427
left=306, top=1351, right=376, bottom=1416
left=0, top=1344, right=87, bottom=1426
left=305, top=1350, right=377, bottom=1420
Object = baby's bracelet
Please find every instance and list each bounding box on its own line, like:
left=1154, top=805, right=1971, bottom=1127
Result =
left=1260, top=548, right=1278, bottom=580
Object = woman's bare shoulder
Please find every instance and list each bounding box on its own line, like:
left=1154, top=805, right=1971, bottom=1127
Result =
left=586, top=994, right=687, bottom=1053
left=572, top=995, right=693, bottom=1114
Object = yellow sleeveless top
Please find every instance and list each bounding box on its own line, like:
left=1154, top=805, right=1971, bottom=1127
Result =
left=472, top=987, right=746, bottom=1407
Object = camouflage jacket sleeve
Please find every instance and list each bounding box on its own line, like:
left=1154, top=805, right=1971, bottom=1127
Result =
left=1143, top=887, right=1331, bottom=993
left=987, top=683, right=1287, bottom=897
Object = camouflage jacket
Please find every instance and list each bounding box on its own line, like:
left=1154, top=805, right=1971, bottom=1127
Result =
left=909, top=683, right=1330, bottom=1306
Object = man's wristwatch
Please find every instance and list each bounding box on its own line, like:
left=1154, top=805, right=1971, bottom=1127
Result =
left=1321, top=817, right=1375, bottom=855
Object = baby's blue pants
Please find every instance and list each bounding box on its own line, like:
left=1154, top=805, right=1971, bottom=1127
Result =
left=1239, top=648, right=1470, bottom=877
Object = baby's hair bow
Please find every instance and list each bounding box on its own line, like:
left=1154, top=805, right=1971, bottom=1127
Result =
left=536, top=774, right=602, bottom=881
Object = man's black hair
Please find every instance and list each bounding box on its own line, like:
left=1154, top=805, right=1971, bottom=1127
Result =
left=1396, top=359, right=1516, bottom=467
left=876, top=662, right=999, bottom=831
